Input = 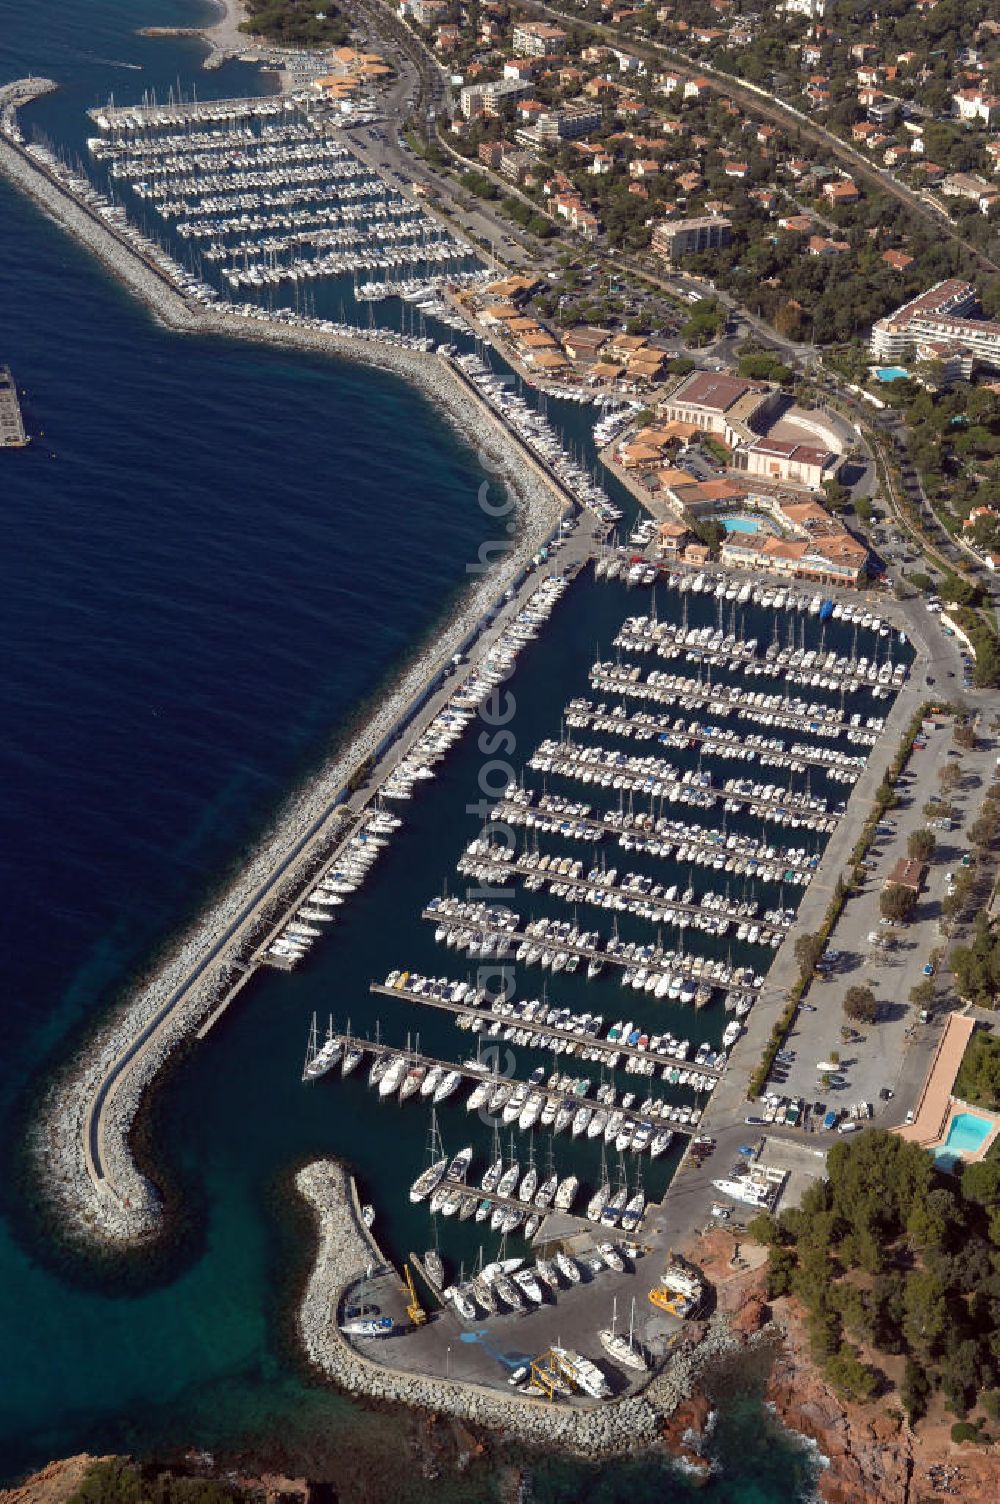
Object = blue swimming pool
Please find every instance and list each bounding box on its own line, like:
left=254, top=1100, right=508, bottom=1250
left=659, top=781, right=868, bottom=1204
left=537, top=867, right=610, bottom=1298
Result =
left=933, top=1110, right=995, bottom=1167
left=722, top=516, right=762, bottom=534
left=875, top=366, right=909, bottom=383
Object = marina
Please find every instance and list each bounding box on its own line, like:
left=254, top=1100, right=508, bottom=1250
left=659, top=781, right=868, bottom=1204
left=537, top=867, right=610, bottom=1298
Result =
left=0, top=60, right=923, bottom=1446
left=86, top=98, right=479, bottom=296
left=281, top=565, right=911, bottom=1405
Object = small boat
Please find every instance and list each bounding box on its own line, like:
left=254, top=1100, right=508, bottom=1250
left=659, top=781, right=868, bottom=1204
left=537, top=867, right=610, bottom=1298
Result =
left=409, top=1155, right=448, bottom=1203
left=471, top=1275, right=497, bottom=1315
left=534, top=1173, right=558, bottom=1208
left=445, top=1147, right=473, bottom=1183
left=513, top=1268, right=544, bottom=1304
left=554, top=1175, right=578, bottom=1212
left=424, top=1249, right=444, bottom=1288
left=447, top=1286, right=476, bottom=1321
left=555, top=1250, right=581, bottom=1285
left=599, top=1325, right=648, bottom=1372
left=587, top=1182, right=611, bottom=1222
left=378, top=1054, right=407, bottom=1098
left=340, top=1316, right=394, bottom=1338
left=434, top=1068, right=462, bottom=1103
left=341, top=1042, right=364, bottom=1077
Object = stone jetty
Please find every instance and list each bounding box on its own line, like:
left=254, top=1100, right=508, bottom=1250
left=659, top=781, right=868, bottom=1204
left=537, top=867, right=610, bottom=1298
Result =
left=296, top=1158, right=742, bottom=1457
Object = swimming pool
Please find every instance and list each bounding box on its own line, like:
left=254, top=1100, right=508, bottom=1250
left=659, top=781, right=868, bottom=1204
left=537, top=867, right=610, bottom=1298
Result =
left=722, top=516, right=762, bottom=534
left=933, top=1110, right=995, bottom=1166
left=875, top=366, right=909, bottom=383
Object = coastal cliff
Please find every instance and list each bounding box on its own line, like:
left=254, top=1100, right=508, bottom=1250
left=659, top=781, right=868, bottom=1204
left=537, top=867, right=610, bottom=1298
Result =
left=681, top=1227, right=1000, bottom=1504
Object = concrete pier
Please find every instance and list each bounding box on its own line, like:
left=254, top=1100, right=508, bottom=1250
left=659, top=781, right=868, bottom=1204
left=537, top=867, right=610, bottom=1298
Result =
left=0, top=365, right=28, bottom=447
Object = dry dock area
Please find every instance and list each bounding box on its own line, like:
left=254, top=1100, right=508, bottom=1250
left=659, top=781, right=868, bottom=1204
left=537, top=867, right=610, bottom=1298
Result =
left=296, top=1156, right=739, bottom=1456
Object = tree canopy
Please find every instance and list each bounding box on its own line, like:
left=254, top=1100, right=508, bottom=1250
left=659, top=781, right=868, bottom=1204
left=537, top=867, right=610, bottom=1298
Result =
left=749, top=1130, right=999, bottom=1424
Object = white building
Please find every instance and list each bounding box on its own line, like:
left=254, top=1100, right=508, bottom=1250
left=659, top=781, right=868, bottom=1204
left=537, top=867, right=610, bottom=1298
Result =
left=871, top=281, right=1000, bottom=373
left=779, top=0, right=826, bottom=16
left=953, top=89, right=1000, bottom=127
left=512, top=21, right=567, bottom=57
left=459, top=78, right=532, bottom=119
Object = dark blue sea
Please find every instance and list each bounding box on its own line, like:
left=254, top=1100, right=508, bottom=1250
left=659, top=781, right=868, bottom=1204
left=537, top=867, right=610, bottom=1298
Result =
left=0, top=3, right=821, bottom=1498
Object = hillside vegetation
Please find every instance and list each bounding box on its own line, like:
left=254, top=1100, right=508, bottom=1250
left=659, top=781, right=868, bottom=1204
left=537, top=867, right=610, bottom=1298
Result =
left=750, top=1130, right=1000, bottom=1433
left=240, top=0, right=350, bottom=48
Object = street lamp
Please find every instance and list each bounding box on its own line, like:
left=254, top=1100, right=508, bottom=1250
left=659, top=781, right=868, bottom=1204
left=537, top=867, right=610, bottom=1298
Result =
left=446, top=1345, right=452, bottom=1379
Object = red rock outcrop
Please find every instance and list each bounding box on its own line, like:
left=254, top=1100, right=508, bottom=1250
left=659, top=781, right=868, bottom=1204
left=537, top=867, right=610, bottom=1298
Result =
left=0, top=1456, right=115, bottom=1504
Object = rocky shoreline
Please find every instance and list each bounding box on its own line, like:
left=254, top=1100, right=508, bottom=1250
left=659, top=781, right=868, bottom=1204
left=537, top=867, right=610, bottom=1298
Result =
left=295, top=1158, right=748, bottom=1460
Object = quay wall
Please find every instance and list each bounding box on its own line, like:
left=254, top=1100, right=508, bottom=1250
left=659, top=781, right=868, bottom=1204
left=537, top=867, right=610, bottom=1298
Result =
left=296, top=1158, right=739, bottom=1456
left=0, top=85, right=583, bottom=1248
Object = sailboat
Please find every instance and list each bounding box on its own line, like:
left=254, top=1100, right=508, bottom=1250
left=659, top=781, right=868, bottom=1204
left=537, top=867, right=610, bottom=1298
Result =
left=587, top=1142, right=612, bottom=1222
left=341, top=1019, right=364, bottom=1077
left=409, top=1110, right=448, bottom=1203
left=599, top=1295, right=649, bottom=1372
left=302, top=1012, right=341, bottom=1081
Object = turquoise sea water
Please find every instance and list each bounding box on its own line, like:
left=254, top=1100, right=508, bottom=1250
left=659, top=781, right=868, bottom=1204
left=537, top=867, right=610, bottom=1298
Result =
left=0, top=4, right=824, bottom=1497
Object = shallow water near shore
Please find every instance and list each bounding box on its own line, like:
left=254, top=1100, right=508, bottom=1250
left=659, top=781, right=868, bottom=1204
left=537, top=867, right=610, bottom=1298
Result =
left=0, top=3, right=819, bottom=1497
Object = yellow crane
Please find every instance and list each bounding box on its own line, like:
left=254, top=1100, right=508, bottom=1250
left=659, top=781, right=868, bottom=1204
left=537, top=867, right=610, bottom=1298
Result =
left=529, top=1351, right=563, bottom=1400
left=402, top=1263, right=426, bottom=1326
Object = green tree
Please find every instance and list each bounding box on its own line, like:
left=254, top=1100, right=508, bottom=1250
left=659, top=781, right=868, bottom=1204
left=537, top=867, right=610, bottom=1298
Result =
left=903, top=1269, right=949, bottom=1359
left=766, top=1244, right=797, bottom=1298
left=906, top=1188, right=960, bottom=1254
left=939, top=761, right=963, bottom=795
left=961, top=1155, right=1000, bottom=1206
left=795, top=931, right=824, bottom=976
left=907, top=828, right=936, bottom=863
left=824, top=1343, right=878, bottom=1402
left=901, top=1358, right=930, bottom=1425
left=953, top=1031, right=1000, bottom=1107
left=748, top=1212, right=780, bottom=1245
left=880, top=883, right=918, bottom=922
left=843, top=985, right=877, bottom=1025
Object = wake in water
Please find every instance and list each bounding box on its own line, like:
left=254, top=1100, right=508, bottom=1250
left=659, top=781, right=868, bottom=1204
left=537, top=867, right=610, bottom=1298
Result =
left=56, top=43, right=142, bottom=70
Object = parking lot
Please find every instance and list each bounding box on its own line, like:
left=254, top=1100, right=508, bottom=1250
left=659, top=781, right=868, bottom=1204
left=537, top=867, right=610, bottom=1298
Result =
left=763, top=711, right=998, bottom=1132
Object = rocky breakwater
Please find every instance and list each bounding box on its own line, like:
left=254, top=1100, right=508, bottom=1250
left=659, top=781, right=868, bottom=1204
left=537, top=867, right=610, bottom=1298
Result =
left=33, top=471, right=566, bottom=1248
left=296, top=1158, right=742, bottom=1459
